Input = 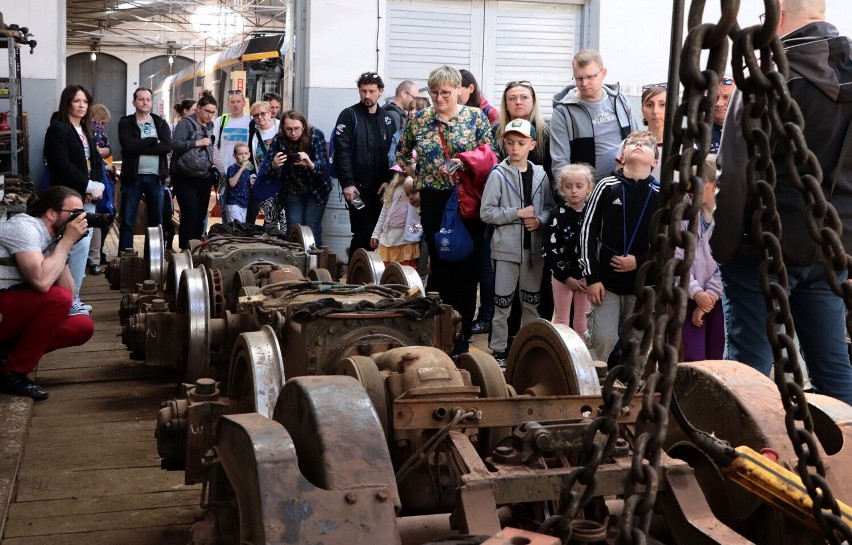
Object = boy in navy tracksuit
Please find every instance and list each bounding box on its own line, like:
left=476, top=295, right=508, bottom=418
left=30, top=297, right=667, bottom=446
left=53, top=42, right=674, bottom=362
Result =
left=481, top=119, right=554, bottom=365
left=579, top=130, right=660, bottom=364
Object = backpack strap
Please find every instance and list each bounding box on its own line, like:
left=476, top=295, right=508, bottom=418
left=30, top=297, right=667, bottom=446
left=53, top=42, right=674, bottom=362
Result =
left=216, top=114, right=229, bottom=150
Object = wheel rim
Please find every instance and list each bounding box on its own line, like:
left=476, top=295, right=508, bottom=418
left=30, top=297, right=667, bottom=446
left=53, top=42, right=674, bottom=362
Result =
left=228, top=269, right=258, bottom=313
left=455, top=350, right=510, bottom=456
left=145, top=225, right=166, bottom=288
left=167, top=249, right=193, bottom=308
left=227, top=325, right=285, bottom=419
left=338, top=356, right=389, bottom=436
left=504, top=319, right=599, bottom=396
left=347, top=248, right=385, bottom=284
left=380, top=262, right=424, bottom=295
left=178, top=265, right=210, bottom=382
left=289, top=224, right=318, bottom=271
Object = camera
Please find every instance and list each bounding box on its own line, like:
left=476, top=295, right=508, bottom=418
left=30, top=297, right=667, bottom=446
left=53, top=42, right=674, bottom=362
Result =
left=68, top=209, right=115, bottom=230
left=287, top=152, right=300, bottom=163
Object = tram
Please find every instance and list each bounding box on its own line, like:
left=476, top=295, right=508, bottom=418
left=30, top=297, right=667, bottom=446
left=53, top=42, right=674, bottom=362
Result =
left=153, top=34, right=291, bottom=121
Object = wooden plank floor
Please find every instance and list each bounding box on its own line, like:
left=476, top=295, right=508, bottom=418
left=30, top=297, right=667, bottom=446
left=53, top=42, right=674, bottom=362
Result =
left=1, top=233, right=200, bottom=544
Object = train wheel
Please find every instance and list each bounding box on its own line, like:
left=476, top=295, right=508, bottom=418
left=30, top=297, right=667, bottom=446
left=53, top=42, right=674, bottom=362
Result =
left=455, top=351, right=510, bottom=456
left=272, top=376, right=400, bottom=510
left=308, top=267, right=333, bottom=282
left=166, top=249, right=193, bottom=308
left=504, top=319, right=600, bottom=396
left=207, top=267, right=226, bottom=319
left=227, top=325, right=285, bottom=419
left=177, top=265, right=210, bottom=383
left=338, top=355, right=389, bottom=436
left=347, top=248, right=385, bottom=284
left=145, top=225, right=166, bottom=288
left=380, top=262, right=424, bottom=295
left=665, top=361, right=852, bottom=541
left=290, top=223, right=318, bottom=271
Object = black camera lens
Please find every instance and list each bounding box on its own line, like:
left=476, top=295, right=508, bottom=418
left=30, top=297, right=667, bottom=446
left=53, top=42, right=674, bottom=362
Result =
left=67, top=210, right=114, bottom=229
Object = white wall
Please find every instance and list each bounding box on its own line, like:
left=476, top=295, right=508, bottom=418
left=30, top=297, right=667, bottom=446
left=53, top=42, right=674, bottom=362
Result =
left=596, top=0, right=852, bottom=100
left=1, top=0, right=65, bottom=181
left=298, top=0, right=390, bottom=138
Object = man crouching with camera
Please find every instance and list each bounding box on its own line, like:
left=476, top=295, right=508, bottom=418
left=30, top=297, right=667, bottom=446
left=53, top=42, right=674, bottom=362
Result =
left=0, top=186, right=96, bottom=400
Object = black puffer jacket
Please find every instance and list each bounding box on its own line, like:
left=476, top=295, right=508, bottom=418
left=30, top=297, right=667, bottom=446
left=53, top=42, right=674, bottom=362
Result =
left=712, top=22, right=852, bottom=265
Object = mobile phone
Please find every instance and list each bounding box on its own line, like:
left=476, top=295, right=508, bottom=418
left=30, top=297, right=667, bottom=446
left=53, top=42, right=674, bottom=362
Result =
left=351, top=195, right=366, bottom=210
left=441, top=159, right=462, bottom=174
left=287, top=153, right=300, bottom=163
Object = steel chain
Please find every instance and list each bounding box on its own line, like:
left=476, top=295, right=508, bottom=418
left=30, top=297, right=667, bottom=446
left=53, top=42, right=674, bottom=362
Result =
left=537, top=2, right=736, bottom=543
left=731, top=1, right=852, bottom=542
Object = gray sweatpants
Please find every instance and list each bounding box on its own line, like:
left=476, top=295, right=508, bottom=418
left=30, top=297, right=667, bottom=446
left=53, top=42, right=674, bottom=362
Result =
left=586, top=289, right=643, bottom=362
left=491, top=250, right=543, bottom=353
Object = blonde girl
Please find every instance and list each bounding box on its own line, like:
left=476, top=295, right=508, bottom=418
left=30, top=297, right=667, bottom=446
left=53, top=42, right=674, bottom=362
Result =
left=542, top=163, right=595, bottom=335
left=370, top=168, right=422, bottom=266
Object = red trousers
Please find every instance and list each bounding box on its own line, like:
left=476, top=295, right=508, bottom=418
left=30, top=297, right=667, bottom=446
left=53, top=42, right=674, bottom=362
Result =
left=0, top=286, right=95, bottom=375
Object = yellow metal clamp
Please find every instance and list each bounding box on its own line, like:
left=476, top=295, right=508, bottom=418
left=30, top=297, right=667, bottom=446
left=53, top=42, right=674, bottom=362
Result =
left=722, top=446, right=852, bottom=532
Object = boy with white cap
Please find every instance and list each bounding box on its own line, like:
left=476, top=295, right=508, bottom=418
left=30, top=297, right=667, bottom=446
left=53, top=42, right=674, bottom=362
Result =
left=481, top=118, right=554, bottom=366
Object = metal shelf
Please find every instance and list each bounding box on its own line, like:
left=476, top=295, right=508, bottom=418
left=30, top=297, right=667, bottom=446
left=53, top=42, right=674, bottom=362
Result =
left=1, top=38, right=22, bottom=176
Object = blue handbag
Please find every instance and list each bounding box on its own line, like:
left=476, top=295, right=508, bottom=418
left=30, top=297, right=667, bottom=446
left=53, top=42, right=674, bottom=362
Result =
left=96, top=164, right=116, bottom=215
left=434, top=187, right=473, bottom=261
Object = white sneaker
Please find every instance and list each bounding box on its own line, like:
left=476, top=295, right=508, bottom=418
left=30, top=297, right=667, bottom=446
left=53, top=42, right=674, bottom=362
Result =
left=70, top=299, right=91, bottom=316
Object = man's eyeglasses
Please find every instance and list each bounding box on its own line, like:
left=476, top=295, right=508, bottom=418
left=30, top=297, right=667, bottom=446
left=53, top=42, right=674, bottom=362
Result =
left=360, top=72, right=382, bottom=82
left=573, top=69, right=603, bottom=83
left=251, top=112, right=268, bottom=119
left=201, top=108, right=217, bottom=115
left=283, top=126, right=303, bottom=134
left=228, top=89, right=243, bottom=95
left=428, top=89, right=454, bottom=100
left=59, top=208, right=85, bottom=214
left=642, top=82, right=668, bottom=91
left=142, top=121, right=152, bottom=136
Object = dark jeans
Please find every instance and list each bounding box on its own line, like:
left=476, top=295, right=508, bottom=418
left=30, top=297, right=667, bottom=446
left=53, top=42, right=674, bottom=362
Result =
left=173, top=173, right=213, bottom=249
left=284, top=193, right=326, bottom=247
left=246, top=192, right=261, bottom=225
left=118, top=174, right=164, bottom=253
left=347, top=185, right=382, bottom=257
left=721, top=253, right=852, bottom=405
left=420, top=188, right=484, bottom=338
left=476, top=229, right=494, bottom=323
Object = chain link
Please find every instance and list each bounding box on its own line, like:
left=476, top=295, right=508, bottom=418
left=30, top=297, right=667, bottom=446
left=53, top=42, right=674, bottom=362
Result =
left=731, top=1, right=852, bottom=542
left=537, top=2, right=736, bottom=542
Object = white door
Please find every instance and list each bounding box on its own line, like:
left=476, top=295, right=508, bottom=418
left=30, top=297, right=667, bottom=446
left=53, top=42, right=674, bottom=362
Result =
left=386, top=0, right=584, bottom=119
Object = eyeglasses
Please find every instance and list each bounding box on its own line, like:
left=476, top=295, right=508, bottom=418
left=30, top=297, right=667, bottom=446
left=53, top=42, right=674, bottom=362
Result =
left=251, top=112, right=268, bottom=119
left=720, top=77, right=735, bottom=86
left=283, top=126, right=303, bottom=133
left=59, top=208, right=84, bottom=214
left=759, top=11, right=783, bottom=23
left=228, top=89, right=243, bottom=95
left=360, top=72, right=382, bottom=82
left=572, top=69, right=603, bottom=83
left=642, top=82, right=668, bottom=91
left=142, top=121, right=152, bottom=136
left=428, top=89, right=454, bottom=100
left=505, top=80, right=533, bottom=89
left=625, top=139, right=655, bottom=149
left=201, top=108, right=216, bottom=115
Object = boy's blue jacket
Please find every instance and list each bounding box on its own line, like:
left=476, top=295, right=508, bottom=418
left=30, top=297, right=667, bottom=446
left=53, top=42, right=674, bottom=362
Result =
left=579, top=170, right=660, bottom=294
left=480, top=159, right=554, bottom=264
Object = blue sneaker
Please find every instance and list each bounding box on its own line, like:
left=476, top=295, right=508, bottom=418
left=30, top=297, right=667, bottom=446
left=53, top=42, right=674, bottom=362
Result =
left=70, top=299, right=91, bottom=316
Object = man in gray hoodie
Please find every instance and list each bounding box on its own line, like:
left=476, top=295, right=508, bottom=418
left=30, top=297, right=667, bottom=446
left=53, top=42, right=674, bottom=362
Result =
left=550, top=49, right=638, bottom=181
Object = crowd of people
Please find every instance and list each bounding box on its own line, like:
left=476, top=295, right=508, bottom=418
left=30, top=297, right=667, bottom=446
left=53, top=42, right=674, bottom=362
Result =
left=2, top=0, right=850, bottom=406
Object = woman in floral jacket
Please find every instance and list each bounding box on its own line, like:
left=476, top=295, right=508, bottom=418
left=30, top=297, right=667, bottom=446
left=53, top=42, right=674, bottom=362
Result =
left=396, top=65, right=494, bottom=355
